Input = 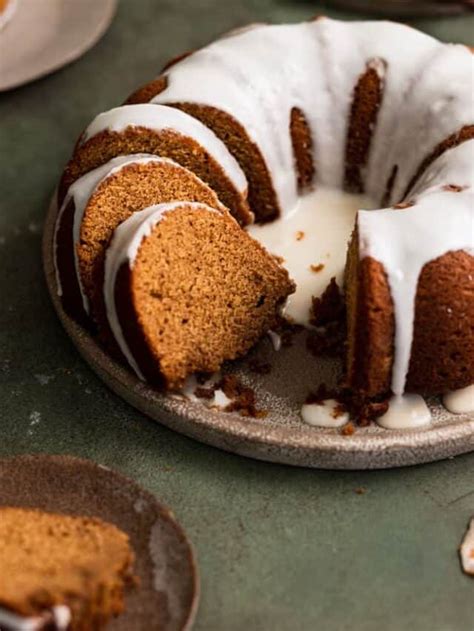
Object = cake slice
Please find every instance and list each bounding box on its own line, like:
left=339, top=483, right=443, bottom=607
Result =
left=55, top=155, right=228, bottom=333
left=0, top=507, right=136, bottom=631
left=58, top=104, right=252, bottom=226
left=104, top=201, right=295, bottom=388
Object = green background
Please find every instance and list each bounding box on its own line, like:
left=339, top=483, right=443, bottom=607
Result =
left=1, top=1, right=473, bottom=629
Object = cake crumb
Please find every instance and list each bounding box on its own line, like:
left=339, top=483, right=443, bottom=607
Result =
left=310, top=263, right=325, bottom=273
left=393, top=200, right=414, bottom=209
left=354, top=487, right=367, bottom=495
left=217, top=374, right=267, bottom=418
left=305, top=383, right=389, bottom=427
left=459, top=518, right=474, bottom=576
left=341, top=422, right=355, bottom=436
left=310, top=278, right=345, bottom=327
left=295, top=230, right=305, bottom=241
left=195, top=386, right=216, bottom=400
left=443, top=184, right=466, bottom=193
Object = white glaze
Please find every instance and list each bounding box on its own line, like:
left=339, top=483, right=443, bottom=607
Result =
left=248, top=187, right=374, bottom=325
left=0, top=605, right=70, bottom=631
left=301, top=399, right=349, bottom=428
left=54, top=153, right=179, bottom=310
left=376, top=394, right=431, bottom=429
left=104, top=202, right=219, bottom=380
left=267, top=330, right=282, bottom=351
left=443, top=385, right=474, bottom=414
left=409, top=140, right=474, bottom=199
left=460, top=518, right=474, bottom=576
left=82, top=103, right=247, bottom=195
left=358, top=190, right=474, bottom=396
left=150, top=19, right=473, bottom=213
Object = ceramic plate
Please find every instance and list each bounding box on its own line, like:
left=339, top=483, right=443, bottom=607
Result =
left=0, top=0, right=117, bottom=91
left=0, top=454, right=199, bottom=631
left=43, top=196, right=474, bottom=470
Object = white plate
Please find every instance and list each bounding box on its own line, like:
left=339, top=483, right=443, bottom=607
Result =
left=0, top=0, right=117, bottom=91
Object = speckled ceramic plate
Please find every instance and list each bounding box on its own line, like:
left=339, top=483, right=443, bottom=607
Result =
left=43, top=196, right=474, bottom=470
left=0, top=0, right=117, bottom=91
left=0, top=454, right=199, bottom=631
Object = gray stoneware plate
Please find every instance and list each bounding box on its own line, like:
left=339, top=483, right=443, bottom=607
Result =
left=43, top=196, right=474, bottom=470
left=0, top=454, right=199, bottom=631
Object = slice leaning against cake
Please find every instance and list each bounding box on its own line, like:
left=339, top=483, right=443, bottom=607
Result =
left=58, top=104, right=252, bottom=226
left=0, top=507, right=136, bottom=631
left=104, top=202, right=295, bottom=388
left=55, top=154, right=228, bottom=333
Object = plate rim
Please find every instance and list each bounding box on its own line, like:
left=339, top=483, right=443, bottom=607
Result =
left=0, top=453, right=200, bottom=631
left=0, top=0, right=117, bottom=92
left=42, top=194, right=474, bottom=470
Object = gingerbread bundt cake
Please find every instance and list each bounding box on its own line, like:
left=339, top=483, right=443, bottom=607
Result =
left=0, top=507, right=136, bottom=630
left=53, top=17, right=474, bottom=426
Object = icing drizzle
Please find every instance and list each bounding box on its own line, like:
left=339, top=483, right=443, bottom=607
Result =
left=82, top=103, right=247, bottom=194
left=358, top=189, right=473, bottom=396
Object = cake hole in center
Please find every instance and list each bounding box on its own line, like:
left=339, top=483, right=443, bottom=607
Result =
left=247, top=186, right=376, bottom=326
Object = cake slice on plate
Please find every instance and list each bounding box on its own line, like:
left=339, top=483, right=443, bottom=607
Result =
left=104, top=201, right=295, bottom=388
left=0, top=507, right=136, bottom=630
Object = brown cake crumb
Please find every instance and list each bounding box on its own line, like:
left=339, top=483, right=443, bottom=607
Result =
left=295, top=230, right=305, bottom=241
left=310, top=278, right=345, bottom=327
left=304, top=383, right=389, bottom=427
left=341, top=422, right=355, bottom=436
left=332, top=403, right=347, bottom=419
left=194, top=386, right=216, bottom=399
left=217, top=374, right=267, bottom=418
left=393, top=200, right=414, bottom=209
left=443, top=184, right=467, bottom=193
left=310, top=263, right=325, bottom=273
left=307, top=321, right=346, bottom=358
left=271, top=316, right=303, bottom=348
left=354, top=487, right=367, bottom=495
left=307, top=278, right=346, bottom=357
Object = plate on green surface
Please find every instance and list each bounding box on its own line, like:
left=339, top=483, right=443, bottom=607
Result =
left=0, top=454, right=199, bottom=631
left=43, top=196, right=474, bottom=470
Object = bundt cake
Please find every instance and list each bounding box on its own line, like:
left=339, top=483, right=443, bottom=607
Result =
left=53, top=17, right=474, bottom=427
left=0, top=507, right=136, bottom=630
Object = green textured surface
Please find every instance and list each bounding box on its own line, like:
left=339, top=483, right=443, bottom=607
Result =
left=1, top=1, right=473, bottom=629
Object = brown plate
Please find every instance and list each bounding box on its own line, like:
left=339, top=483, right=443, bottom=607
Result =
left=43, top=195, right=474, bottom=470
left=0, top=454, right=199, bottom=631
